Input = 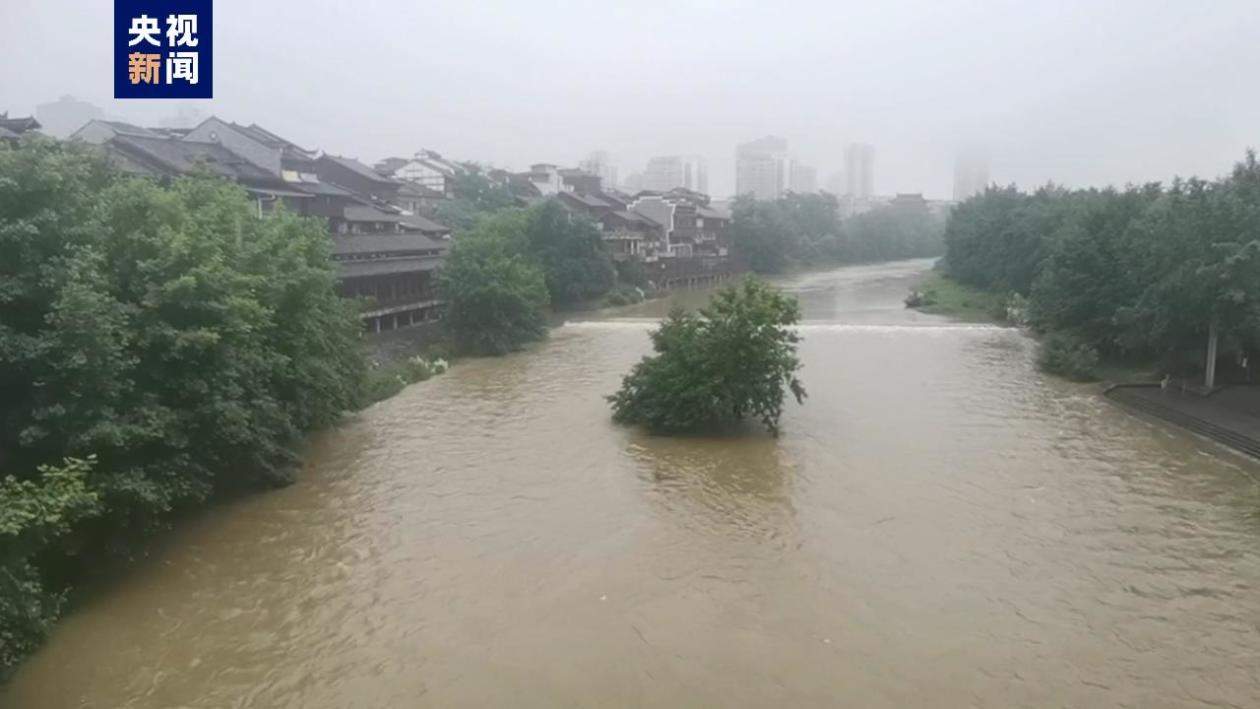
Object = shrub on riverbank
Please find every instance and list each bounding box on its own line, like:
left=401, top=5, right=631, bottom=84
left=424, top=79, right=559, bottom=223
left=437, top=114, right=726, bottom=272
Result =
left=0, top=458, right=99, bottom=673
left=0, top=138, right=367, bottom=673
left=608, top=278, right=807, bottom=435
left=1037, top=332, right=1100, bottom=382
left=362, top=356, right=450, bottom=404
left=604, top=284, right=646, bottom=307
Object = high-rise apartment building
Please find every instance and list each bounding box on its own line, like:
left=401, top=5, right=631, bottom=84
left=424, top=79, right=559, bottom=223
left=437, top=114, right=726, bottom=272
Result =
left=643, top=155, right=708, bottom=193
left=579, top=150, right=619, bottom=191
left=844, top=143, right=875, bottom=198
left=789, top=161, right=817, bottom=193
left=35, top=95, right=103, bottom=138
left=735, top=136, right=789, bottom=199
left=953, top=150, right=990, bottom=201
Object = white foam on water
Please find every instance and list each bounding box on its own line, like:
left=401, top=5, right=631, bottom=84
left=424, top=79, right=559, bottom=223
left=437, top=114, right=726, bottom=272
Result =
left=562, top=319, right=1008, bottom=334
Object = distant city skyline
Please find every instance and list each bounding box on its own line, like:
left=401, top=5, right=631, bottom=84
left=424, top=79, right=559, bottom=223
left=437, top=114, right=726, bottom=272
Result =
left=30, top=94, right=979, bottom=201
left=5, top=3, right=1259, bottom=200
left=3, top=91, right=1021, bottom=202
left=24, top=92, right=976, bottom=201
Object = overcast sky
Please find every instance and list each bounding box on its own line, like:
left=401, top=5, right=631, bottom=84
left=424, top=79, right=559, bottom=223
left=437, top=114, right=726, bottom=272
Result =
left=3, top=0, right=1259, bottom=198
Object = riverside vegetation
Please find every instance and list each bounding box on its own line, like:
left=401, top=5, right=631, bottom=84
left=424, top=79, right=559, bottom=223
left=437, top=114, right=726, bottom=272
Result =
left=731, top=191, right=946, bottom=274
left=917, top=151, right=1260, bottom=383
left=0, top=139, right=368, bottom=672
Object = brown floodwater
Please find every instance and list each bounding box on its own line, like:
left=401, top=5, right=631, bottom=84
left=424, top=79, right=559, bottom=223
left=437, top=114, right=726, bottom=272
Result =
left=7, top=259, right=1260, bottom=708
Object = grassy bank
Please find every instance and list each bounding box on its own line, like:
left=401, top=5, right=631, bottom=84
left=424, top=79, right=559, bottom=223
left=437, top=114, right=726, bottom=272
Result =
left=908, top=273, right=1160, bottom=385
left=361, top=345, right=455, bottom=405
left=908, top=271, right=1009, bottom=323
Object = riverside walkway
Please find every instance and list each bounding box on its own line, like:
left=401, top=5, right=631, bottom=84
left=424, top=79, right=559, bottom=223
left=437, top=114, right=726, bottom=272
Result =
left=1106, top=383, right=1260, bottom=458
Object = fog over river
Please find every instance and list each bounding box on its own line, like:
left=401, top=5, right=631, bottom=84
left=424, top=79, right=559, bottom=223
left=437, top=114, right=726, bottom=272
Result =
left=7, top=259, right=1260, bottom=708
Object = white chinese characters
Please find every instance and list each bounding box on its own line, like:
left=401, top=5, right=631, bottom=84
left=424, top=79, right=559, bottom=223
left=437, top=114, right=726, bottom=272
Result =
left=166, top=14, right=199, bottom=47
left=126, top=13, right=201, bottom=86
left=127, top=15, right=162, bottom=47
left=167, top=51, right=199, bottom=85
left=166, top=52, right=199, bottom=85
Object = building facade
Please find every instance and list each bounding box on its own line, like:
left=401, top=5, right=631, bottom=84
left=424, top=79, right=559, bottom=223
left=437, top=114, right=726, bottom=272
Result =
left=789, top=161, right=818, bottom=193
left=643, top=155, right=708, bottom=194
left=35, top=95, right=103, bottom=138
left=579, top=151, right=619, bottom=192
left=88, top=115, right=453, bottom=334
left=377, top=150, right=466, bottom=196
left=844, top=143, right=875, bottom=198
left=0, top=113, right=42, bottom=145
left=953, top=151, right=990, bottom=201
left=735, top=136, right=789, bottom=199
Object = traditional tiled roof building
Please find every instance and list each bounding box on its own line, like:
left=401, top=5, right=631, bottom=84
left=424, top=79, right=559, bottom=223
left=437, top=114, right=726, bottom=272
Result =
left=87, top=115, right=452, bottom=333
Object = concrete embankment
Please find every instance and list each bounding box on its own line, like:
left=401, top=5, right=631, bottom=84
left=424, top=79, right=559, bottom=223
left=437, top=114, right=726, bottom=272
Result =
left=1106, top=383, right=1260, bottom=459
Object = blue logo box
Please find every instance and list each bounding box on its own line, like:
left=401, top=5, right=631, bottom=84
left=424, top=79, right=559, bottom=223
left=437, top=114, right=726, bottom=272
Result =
left=114, top=0, right=213, bottom=99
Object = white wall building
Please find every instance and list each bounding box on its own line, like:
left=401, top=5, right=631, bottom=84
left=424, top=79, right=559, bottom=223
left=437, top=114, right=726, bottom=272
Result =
left=735, top=136, right=789, bottom=199
left=844, top=143, right=875, bottom=199
left=643, top=154, right=708, bottom=193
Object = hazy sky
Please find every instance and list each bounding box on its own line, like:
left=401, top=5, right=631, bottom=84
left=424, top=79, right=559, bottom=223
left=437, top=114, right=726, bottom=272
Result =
left=3, top=0, right=1259, bottom=198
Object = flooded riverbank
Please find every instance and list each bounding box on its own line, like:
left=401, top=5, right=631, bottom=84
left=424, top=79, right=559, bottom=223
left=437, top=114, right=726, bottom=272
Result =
left=7, top=259, right=1260, bottom=708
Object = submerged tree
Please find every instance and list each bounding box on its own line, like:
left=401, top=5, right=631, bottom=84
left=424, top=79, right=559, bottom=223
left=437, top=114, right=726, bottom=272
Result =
left=608, top=278, right=807, bottom=435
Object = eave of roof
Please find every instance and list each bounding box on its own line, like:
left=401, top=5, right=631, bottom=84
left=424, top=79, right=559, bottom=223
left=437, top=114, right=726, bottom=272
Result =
left=332, top=232, right=450, bottom=255
left=336, top=257, right=443, bottom=279
left=322, top=154, right=401, bottom=185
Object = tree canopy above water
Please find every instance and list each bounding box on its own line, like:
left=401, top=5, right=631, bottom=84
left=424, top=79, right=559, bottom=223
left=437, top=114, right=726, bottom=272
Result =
left=608, top=278, right=806, bottom=435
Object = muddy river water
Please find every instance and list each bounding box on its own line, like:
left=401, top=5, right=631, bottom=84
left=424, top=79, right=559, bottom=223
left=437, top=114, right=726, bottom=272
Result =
left=6, top=259, right=1260, bottom=707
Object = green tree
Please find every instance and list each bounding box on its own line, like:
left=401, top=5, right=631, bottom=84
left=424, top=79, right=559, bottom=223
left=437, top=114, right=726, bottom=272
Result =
left=524, top=201, right=615, bottom=304
left=608, top=278, right=807, bottom=434
left=730, top=196, right=797, bottom=273
left=0, top=138, right=367, bottom=672
left=439, top=221, right=550, bottom=355
left=939, top=150, right=1260, bottom=382
left=1028, top=185, right=1159, bottom=355
left=729, top=192, right=945, bottom=272
left=835, top=203, right=946, bottom=263
left=1, top=458, right=99, bottom=673
left=434, top=167, right=518, bottom=231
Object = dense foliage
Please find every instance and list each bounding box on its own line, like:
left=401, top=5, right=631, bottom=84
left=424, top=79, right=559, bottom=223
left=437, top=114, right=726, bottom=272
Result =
left=0, top=138, right=367, bottom=673
left=731, top=192, right=946, bottom=273
left=1036, top=332, right=1101, bottom=381
left=524, top=201, right=616, bottom=304
left=941, top=151, right=1260, bottom=378
left=438, top=172, right=617, bottom=306
left=440, top=215, right=550, bottom=355
left=440, top=201, right=618, bottom=354
left=608, top=278, right=807, bottom=434
left=0, top=458, right=99, bottom=672
left=433, top=167, right=518, bottom=231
